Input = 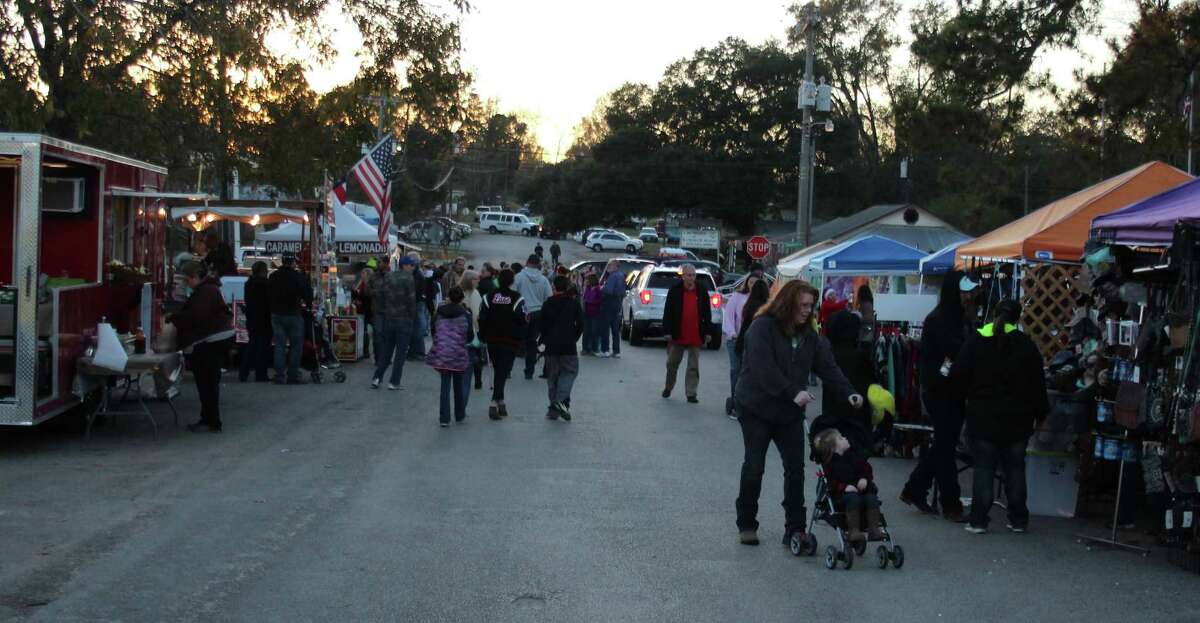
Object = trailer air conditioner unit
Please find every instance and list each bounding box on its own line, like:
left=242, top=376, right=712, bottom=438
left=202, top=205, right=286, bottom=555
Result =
left=42, top=177, right=85, bottom=213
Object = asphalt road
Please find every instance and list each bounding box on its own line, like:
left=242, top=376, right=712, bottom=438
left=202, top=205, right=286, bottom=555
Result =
left=2, top=230, right=1199, bottom=622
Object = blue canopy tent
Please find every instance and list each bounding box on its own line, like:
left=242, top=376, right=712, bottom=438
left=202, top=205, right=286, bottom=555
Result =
left=917, top=239, right=973, bottom=293
left=805, top=235, right=928, bottom=276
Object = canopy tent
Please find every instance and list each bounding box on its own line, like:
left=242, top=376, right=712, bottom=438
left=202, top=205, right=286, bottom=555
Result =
left=257, top=202, right=400, bottom=254
left=957, top=162, right=1191, bottom=265
left=776, top=238, right=842, bottom=278
left=170, top=205, right=308, bottom=226
left=1090, top=176, right=1200, bottom=246
left=807, top=235, right=927, bottom=276
left=920, top=240, right=972, bottom=275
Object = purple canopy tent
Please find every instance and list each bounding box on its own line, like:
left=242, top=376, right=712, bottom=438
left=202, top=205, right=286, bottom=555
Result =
left=1091, top=176, right=1199, bottom=246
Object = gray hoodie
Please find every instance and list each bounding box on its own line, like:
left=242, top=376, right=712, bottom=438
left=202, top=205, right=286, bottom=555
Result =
left=513, top=267, right=552, bottom=313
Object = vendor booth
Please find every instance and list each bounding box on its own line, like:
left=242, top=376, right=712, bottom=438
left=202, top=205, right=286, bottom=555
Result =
left=0, top=134, right=179, bottom=426
left=1091, top=176, right=1200, bottom=247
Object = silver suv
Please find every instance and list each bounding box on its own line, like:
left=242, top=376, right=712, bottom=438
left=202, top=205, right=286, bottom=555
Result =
left=621, top=266, right=723, bottom=349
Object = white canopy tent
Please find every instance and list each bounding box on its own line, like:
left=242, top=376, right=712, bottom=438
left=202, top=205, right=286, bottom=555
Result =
left=256, top=202, right=402, bottom=255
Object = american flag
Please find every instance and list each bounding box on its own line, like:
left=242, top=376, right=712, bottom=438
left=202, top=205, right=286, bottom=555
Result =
left=351, top=136, right=395, bottom=243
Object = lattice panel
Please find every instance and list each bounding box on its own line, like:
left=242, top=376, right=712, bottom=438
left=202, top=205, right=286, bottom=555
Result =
left=1020, top=264, right=1077, bottom=361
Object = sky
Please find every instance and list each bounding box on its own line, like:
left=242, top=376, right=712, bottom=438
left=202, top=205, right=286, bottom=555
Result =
left=302, top=0, right=1145, bottom=161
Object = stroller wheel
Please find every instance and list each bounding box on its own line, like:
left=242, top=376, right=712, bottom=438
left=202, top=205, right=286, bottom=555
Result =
left=842, top=543, right=854, bottom=570
left=789, top=533, right=804, bottom=557
left=311, top=371, right=322, bottom=384
left=804, top=532, right=818, bottom=555
left=334, top=370, right=347, bottom=383
left=876, top=545, right=889, bottom=569
left=891, top=545, right=905, bottom=569
left=824, top=546, right=837, bottom=570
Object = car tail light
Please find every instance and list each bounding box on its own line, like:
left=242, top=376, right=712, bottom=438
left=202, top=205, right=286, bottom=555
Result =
left=640, top=290, right=653, bottom=304
left=710, top=293, right=722, bottom=308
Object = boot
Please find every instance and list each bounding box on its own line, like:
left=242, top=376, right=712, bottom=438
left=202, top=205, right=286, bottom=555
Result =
left=866, top=505, right=885, bottom=541
left=845, top=509, right=866, bottom=543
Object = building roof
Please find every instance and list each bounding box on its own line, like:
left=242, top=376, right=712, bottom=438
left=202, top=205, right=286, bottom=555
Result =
left=810, top=204, right=914, bottom=242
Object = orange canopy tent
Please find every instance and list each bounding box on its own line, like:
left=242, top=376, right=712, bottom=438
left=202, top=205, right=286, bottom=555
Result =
left=957, top=161, right=1192, bottom=266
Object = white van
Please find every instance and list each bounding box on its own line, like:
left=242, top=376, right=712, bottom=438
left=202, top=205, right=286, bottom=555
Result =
left=480, top=212, right=537, bottom=235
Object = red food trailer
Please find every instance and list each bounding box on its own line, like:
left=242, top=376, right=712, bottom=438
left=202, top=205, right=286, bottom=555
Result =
left=0, top=134, right=178, bottom=426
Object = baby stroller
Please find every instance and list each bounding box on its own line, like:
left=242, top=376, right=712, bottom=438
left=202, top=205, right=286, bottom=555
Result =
left=789, top=417, right=905, bottom=570
left=301, top=312, right=346, bottom=384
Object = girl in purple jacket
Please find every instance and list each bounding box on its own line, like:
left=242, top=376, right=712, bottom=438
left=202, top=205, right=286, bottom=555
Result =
left=428, top=287, right=475, bottom=427
left=581, top=273, right=603, bottom=355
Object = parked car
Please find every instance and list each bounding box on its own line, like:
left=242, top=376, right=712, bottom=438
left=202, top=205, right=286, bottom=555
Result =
left=638, top=227, right=660, bottom=243
left=717, top=271, right=777, bottom=296
left=621, top=265, right=723, bottom=349
left=536, top=225, right=564, bottom=239
left=575, top=227, right=619, bottom=244
left=659, top=258, right=724, bottom=286
left=480, top=211, right=538, bottom=235
left=587, top=231, right=644, bottom=253
left=656, top=247, right=700, bottom=261
left=567, top=258, right=656, bottom=279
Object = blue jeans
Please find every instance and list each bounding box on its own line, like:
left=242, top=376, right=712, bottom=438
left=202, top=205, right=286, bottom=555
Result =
left=271, top=314, right=304, bottom=381
left=373, top=317, right=413, bottom=386
left=726, top=338, right=740, bottom=397
left=601, top=297, right=621, bottom=354
left=411, top=306, right=429, bottom=357
left=440, top=371, right=466, bottom=423
left=582, top=313, right=600, bottom=353
left=968, top=437, right=1029, bottom=528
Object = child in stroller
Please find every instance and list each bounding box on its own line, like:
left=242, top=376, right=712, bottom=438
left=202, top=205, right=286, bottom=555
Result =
left=300, top=311, right=346, bottom=384
left=791, top=421, right=905, bottom=570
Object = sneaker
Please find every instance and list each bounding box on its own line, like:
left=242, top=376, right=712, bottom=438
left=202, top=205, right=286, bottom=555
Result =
left=739, top=530, right=760, bottom=546
left=597, top=352, right=611, bottom=359
left=686, top=396, right=699, bottom=404
left=370, top=379, right=381, bottom=389
left=488, top=404, right=501, bottom=420
left=1006, top=523, right=1027, bottom=534
left=439, top=422, right=449, bottom=428
left=899, top=490, right=936, bottom=515
left=554, top=401, right=571, bottom=421
left=387, top=383, right=400, bottom=391
left=612, top=352, right=621, bottom=358
left=546, top=408, right=559, bottom=421
left=498, top=403, right=509, bottom=418
left=662, top=389, right=671, bottom=398
left=964, top=524, right=987, bottom=534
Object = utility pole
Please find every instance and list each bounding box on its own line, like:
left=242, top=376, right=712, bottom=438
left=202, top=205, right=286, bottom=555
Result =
left=1188, top=69, right=1195, bottom=175
left=797, top=2, right=818, bottom=248
left=364, top=95, right=399, bottom=140
left=1023, top=164, right=1030, bottom=215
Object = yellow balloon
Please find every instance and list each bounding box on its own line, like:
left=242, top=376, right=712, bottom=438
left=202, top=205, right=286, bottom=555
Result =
left=868, top=384, right=895, bottom=427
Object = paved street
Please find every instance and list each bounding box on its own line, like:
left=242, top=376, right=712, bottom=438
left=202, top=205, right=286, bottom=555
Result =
left=2, top=231, right=1199, bottom=622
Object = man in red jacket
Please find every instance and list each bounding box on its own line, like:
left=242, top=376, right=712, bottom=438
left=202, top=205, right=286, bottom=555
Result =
left=661, top=264, right=713, bottom=403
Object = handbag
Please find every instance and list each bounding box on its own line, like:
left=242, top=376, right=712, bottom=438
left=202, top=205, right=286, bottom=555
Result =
left=1114, top=381, right=1146, bottom=430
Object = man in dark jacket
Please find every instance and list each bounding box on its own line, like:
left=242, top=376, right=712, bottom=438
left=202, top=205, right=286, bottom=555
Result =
left=238, top=261, right=272, bottom=382
left=953, top=299, right=1049, bottom=534
left=549, top=242, right=562, bottom=268
left=171, top=261, right=234, bottom=432
left=540, top=275, right=584, bottom=421
left=661, top=264, right=713, bottom=403
left=268, top=253, right=312, bottom=384
left=371, top=256, right=419, bottom=390
left=901, top=271, right=979, bottom=520
left=204, top=233, right=238, bottom=277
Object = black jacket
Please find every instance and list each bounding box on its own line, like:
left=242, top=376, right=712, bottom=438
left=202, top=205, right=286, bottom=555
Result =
left=479, top=287, right=527, bottom=348
left=172, top=278, right=233, bottom=349
left=268, top=267, right=311, bottom=316
left=735, top=315, right=857, bottom=424
left=951, top=323, right=1050, bottom=444
left=205, top=243, right=238, bottom=277
left=822, top=311, right=875, bottom=439
left=242, top=275, right=272, bottom=334
left=539, top=292, right=584, bottom=355
left=662, top=282, right=714, bottom=343
left=919, top=305, right=968, bottom=396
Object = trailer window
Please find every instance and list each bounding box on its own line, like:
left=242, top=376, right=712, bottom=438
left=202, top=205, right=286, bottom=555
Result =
left=112, top=198, right=134, bottom=265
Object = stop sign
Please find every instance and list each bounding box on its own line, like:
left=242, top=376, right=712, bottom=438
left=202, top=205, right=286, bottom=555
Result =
left=746, top=235, right=771, bottom=259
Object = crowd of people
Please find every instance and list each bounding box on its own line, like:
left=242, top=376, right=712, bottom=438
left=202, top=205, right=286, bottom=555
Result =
left=171, top=235, right=1050, bottom=547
